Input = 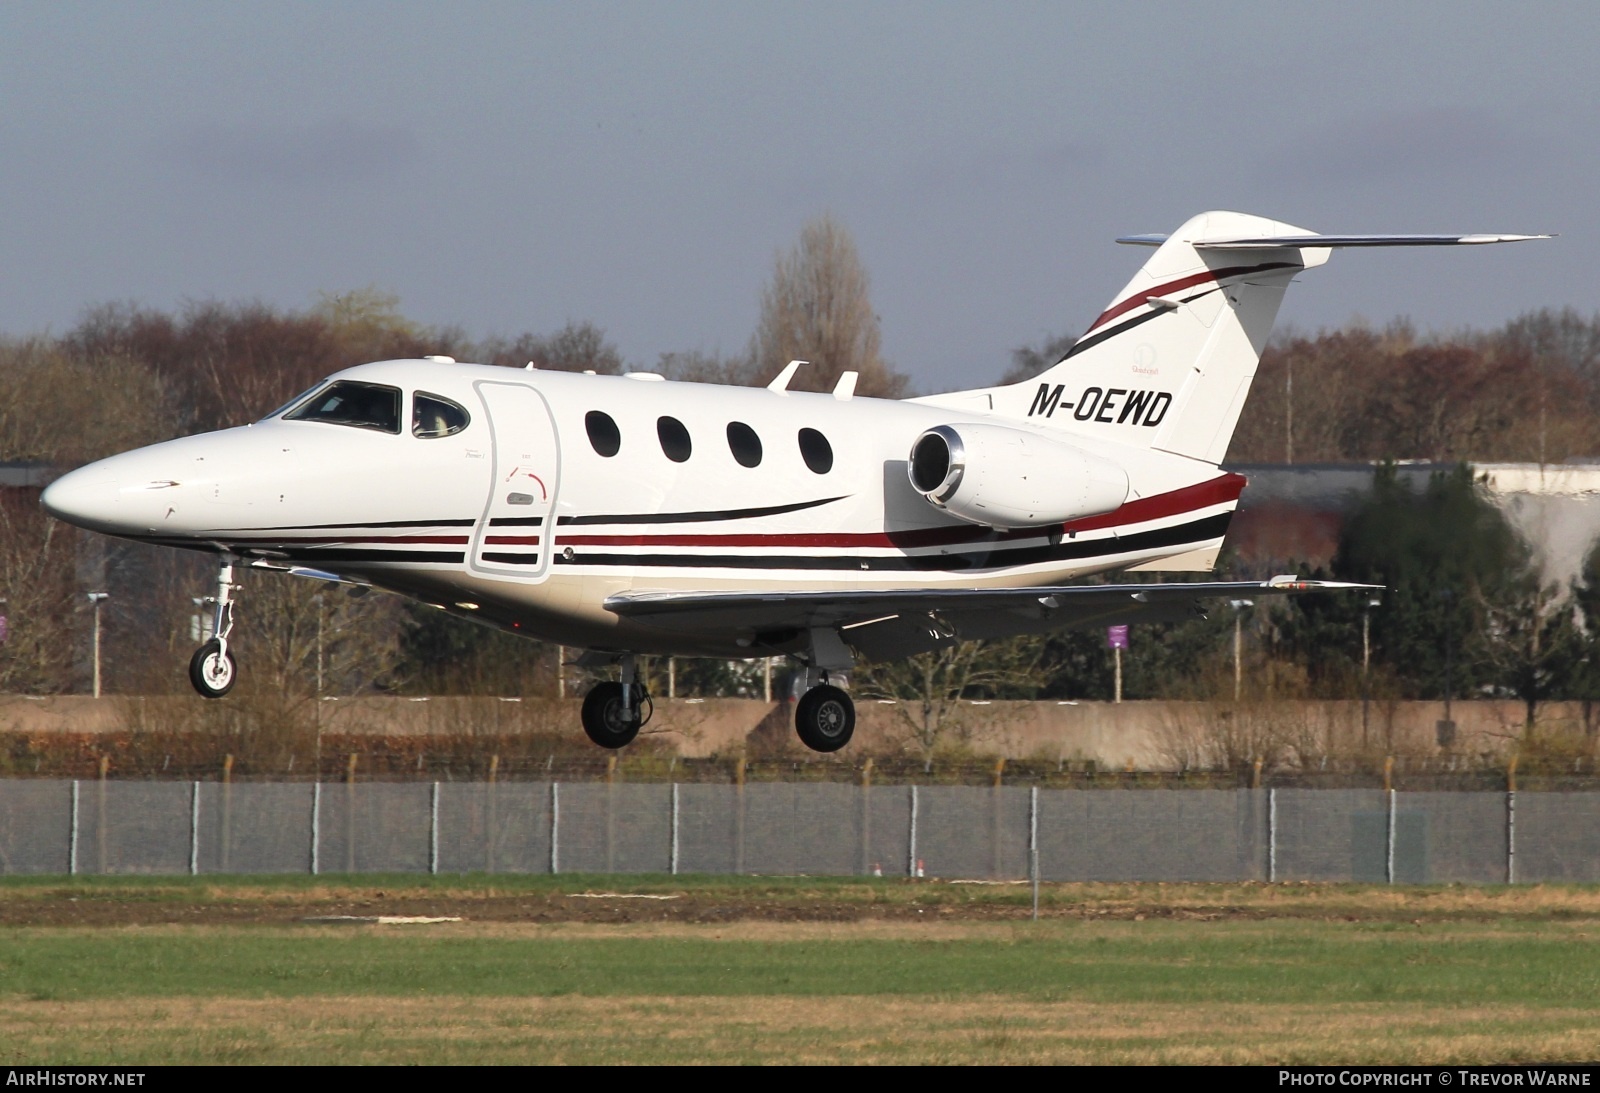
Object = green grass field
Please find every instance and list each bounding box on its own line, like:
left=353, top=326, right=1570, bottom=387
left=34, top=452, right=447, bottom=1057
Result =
left=1, top=876, right=1597, bottom=1064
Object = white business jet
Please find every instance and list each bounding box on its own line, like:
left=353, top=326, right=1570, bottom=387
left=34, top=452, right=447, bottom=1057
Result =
left=41, top=212, right=1545, bottom=752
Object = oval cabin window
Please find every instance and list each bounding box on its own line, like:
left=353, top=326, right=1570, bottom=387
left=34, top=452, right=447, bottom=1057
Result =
left=726, top=422, right=762, bottom=468
left=412, top=392, right=471, bottom=438
left=657, top=416, right=692, bottom=463
left=586, top=411, right=621, bottom=457
left=798, top=427, right=833, bottom=474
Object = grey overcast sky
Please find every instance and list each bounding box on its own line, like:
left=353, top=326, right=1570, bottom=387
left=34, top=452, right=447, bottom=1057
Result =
left=1, top=2, right=1593, bottom=392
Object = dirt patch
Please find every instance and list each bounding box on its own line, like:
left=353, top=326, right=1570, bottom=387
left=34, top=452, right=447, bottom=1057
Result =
left=3, top=879, right=1599, bottom=929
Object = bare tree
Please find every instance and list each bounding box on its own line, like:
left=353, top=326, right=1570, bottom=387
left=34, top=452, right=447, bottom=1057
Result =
left=855, top=637, right=1043, bottom=761
left=751, top=215, right=909, bottom=398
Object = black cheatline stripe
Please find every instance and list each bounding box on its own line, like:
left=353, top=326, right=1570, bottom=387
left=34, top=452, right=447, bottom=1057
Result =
left=218, top=518, right=476, bottom=532
left=558, top=513, right=1231, bottom=573
left=1061, top=287, right=1221, bottom=361
left=558, top=495, right=849, bottom=526
left=488, top=516, right=544, bottom=527
left=279, top=548, right=466, bottom=564
left=481, top=552, right=542, bottom=565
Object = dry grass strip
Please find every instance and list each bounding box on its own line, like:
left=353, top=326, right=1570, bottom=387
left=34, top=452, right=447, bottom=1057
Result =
left=2, top=995, right=1598, bottom=1065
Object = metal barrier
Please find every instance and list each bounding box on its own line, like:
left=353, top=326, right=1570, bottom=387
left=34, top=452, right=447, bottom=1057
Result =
left=0, top=780, right=1592, bottom=882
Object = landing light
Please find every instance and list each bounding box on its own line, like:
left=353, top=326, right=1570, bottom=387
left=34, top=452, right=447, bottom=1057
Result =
left=455, top=602, right=479, bottom=610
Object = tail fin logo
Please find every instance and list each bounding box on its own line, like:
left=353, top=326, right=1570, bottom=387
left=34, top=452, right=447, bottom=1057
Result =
left=1027, top=383, right=1171, bottom=427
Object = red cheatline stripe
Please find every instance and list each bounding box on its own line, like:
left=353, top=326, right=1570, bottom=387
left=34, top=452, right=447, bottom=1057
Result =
left=483, top=535, right=541, bottom=545
left=1085, top=263, right=1292, bottom=334
left=554, top=474, right=1245, bottom=550
left=1062, top=472, right=1245, bottom=533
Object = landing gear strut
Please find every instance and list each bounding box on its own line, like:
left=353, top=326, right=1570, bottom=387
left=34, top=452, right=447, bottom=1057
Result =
left=189, top=557, right=238, bottom=699
left=580, top=654, right=653, bottom=748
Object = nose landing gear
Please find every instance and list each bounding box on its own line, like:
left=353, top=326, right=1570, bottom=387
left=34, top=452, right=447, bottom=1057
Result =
left=188, top=558, right=238, bottom=699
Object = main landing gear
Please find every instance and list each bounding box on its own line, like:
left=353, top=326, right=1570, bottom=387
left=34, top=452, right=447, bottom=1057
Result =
left=580, top=654, right=654, bottom=748
left=189, top=557, right=238, bottom=698
left=795, top=678, right=855, bottom=753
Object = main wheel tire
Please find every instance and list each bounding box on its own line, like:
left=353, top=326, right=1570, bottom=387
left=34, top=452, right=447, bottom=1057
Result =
left=581, top=681, right=644, bottom=748
left=188, top=639, right=237, bottom=699
left=795, top=684, right=855, bottom=752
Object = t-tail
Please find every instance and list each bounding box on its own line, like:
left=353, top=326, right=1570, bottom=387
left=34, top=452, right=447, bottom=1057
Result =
left=968, top=210, right=1549, bottom=467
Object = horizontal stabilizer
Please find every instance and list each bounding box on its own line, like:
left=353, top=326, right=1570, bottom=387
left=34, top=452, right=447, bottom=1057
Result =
left=1119, top=232, right=1551, bottom=249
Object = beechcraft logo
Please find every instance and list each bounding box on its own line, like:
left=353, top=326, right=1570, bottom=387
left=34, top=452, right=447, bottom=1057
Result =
left=1027, top=383, right=1171, bottom=426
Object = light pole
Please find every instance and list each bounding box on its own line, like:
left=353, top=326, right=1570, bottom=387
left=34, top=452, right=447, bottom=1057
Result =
left=1229, top=599, right=1253, bottom=701
left=313, top=593, right=325, bottom=699
left=1362, top=595, right=1381, bottom=749
left=1439, top=587, right=1457, bottom=751
left=86, top=592, right=110, bottom=698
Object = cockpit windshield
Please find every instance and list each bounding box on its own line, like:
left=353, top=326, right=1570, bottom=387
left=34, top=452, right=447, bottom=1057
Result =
left=259, top=382, right=327, bottom=422
left=284, top=381, right=402, bottom=434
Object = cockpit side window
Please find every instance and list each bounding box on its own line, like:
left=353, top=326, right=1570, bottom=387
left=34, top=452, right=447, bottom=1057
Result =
left=412, top=392, right=471, bottom=438
left=284, top=381, right=402, bottom=434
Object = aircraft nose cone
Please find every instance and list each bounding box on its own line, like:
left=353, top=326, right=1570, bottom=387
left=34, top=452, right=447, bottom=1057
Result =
left=40, top=466, right=121, bottom=532
left=41, top=458, right=186, bottom=535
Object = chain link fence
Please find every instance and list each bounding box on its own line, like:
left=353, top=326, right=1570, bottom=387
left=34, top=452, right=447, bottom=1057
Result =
left=1, top=780, right=1593, bottom=883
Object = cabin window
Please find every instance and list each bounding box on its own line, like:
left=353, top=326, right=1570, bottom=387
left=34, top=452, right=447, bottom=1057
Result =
left=412, top=392, right=471, bottom=438
left=798, top=427, right=833, bottom=474
left=726, top=422, right=762, bottom=468
left=657, top=416, right=692, bottom=463
left=284, top=381, right=402, bottom=434
left=586, top=411, right=621, bottom=457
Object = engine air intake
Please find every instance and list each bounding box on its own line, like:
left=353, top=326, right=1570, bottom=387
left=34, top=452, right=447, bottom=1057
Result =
left=906, top=422, right=1129, bottom=529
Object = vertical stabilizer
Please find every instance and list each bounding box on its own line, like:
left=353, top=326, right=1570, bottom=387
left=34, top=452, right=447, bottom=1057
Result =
left=992, top=211, right=1327, bottom=465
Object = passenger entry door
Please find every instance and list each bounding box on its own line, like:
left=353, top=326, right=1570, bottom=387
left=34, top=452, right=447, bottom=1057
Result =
left=471, top=381, right=560, bottom=579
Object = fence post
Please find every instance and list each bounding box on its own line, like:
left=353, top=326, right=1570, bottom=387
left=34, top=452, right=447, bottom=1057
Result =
left=605, top=756, right=616, bottom=874
left=991, top=758, right=1006, bottom=879
left=487, top=756, right=498, bottom=875
left=189, top=781, right=200, bottom=876
left=907, top=784, right=919, bottom=878
left=96, top=755, right=108, bottom=874
left=860, top=759, right=873, bottom=877
left=221, top=754, right=233, bottom=872
left=1029, top=785, right=1039, bottom=922
left=345, top=754, right=358, bottom=873
left=310, top=782, right=321, bottom=875
left=670, top=783, right=680, bottom=876
left=1386, top=788, right=1396, bottom=885
left=1268, top=787, right=1277, bottom=883
left=734, top=758, right=745, bottom=875
left=550, top=781, right=560, bottom=875
left=1506, top=788, right=1516, bottom=885
left=68, top=780, right=79, bottom=876
left=429, top=781, right=440, bottom=876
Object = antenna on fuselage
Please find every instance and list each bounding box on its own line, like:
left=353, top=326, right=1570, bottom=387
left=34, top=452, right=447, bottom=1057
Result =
left=767, top=359, right=807, bottom=393
left=832, top=371, right=858, bottom=400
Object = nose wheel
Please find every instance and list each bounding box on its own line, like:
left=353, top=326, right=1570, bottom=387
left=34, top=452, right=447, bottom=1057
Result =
left=189, top=639, right=237, bottom=697
left=189, top=557, right=239, bottom=699
left=795, top=683, right=855, bottom=752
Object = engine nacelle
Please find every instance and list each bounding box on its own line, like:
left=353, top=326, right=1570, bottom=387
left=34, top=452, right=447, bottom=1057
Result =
left=907, top=423, right=1129, bottom=528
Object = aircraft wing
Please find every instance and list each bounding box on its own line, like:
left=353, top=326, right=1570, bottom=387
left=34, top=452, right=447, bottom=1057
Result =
left=606, top=577, right=1378, bottom=662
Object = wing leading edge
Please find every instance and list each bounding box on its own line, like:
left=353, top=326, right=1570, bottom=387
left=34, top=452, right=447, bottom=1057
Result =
left=606, top=578, right=1379, bottom=662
